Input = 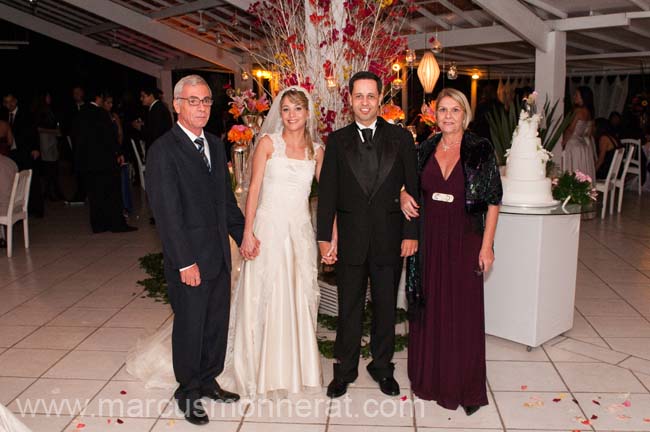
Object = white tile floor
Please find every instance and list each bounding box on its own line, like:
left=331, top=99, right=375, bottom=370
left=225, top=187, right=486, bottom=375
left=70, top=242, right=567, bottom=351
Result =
left=1, top=191, right=650, bottom=432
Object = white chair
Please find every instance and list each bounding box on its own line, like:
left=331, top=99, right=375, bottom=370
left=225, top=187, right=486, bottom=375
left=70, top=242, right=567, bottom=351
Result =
left=621, top=138, right=642, bottom=195
left=595, top=148, right=624, bottom=219
left=0, top=170, right=32, bottom=258
left=131, top=138, right=146, bottom=191
left=613, top=144, right=636, bottom=213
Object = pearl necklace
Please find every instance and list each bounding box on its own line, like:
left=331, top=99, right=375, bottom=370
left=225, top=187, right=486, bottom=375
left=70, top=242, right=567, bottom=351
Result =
left=441, top=138, right=461, bottom=152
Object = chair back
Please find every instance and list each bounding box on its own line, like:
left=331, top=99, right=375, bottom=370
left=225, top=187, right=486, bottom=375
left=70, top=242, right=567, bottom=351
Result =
left=618, top=144, right=636, bottom=183
left=7, top=170, right=32, bottom=217
left=605, top=148, right=625, bottom=185
left=130, top=138, right=146, bottom=191
left=621, top=138, right=641, bottom=168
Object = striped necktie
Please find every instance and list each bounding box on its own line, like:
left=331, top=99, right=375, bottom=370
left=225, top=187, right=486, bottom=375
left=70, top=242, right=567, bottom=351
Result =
left=194, top=137, right=211, bottom=171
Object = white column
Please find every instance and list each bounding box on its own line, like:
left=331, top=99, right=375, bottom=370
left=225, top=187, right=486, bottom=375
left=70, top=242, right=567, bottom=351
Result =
left=157, top=69, right=173, bottom=109
left=401, top=67, right=408, bottom=116
left=535, top=31, right=566, bottom=112
left=535, top=31, right=566, bottom=164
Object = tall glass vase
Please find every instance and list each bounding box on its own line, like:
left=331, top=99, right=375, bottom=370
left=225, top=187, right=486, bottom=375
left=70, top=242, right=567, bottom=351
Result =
left=231, top=141, right=249, bottom=194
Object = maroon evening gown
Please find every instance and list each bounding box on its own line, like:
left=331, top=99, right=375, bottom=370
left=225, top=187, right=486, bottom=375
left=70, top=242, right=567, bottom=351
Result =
left=408, top=155, right=488, bottom=410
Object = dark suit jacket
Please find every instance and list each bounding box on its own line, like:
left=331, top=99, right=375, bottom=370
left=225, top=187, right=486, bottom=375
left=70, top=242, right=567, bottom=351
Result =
left=9, top=107, right=39, bottom=169
left=145, top=124, right=245, bottom=279
left=144, top=100, right=172, bottom=152
left=73, top=104, right=120, bottom=173
left=317, top=117, right=418, bottom=265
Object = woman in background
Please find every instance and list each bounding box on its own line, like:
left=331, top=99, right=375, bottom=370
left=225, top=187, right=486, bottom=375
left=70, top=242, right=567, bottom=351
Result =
left=561, top=86, right=596, bottom=179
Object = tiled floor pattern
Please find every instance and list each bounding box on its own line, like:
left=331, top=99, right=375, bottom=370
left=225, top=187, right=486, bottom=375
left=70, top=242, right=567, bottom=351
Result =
left=0, top=192, right=649, bottom=431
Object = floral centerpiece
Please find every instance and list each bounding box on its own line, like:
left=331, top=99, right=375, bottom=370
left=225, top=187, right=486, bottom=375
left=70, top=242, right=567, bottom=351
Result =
left=227, top=88, right=270, bottom=120
left=552, top=170, right=598, bottom=207
left=418, top=100, right=437, bottom=128
left=227, top=124, right=254, bottom=144
left=380, top=102, right=405, bottom=124
left=221, top=0, right=412, bottom=140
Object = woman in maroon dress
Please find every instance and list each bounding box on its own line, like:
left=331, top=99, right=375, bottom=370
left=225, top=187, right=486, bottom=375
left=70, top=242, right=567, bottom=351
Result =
left=401, top=88, right=502, bottom=416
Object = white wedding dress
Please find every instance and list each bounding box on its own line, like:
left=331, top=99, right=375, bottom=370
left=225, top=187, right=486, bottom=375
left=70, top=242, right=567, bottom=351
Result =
left=126, top=132, right=322, bottom=398
left=0, top=404, right=32, bottom=432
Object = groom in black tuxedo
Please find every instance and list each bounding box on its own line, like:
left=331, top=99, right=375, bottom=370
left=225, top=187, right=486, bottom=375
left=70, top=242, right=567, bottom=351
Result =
left=146, top=75, right=245, bottom=425
left=317, top=71, right=418, bottom=398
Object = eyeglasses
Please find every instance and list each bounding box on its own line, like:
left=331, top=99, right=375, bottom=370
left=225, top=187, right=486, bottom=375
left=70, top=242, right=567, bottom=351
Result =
left=436, top=107, right=464, bottom=116
left=176, top=97, right=213, bottom=106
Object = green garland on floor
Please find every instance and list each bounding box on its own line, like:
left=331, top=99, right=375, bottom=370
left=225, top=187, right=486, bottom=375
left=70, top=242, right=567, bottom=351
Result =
left=317, top=305, right=408, bottom=359
left=137, top=252, right=409, bottom=358
left=137, top=253, right=169, bottom=303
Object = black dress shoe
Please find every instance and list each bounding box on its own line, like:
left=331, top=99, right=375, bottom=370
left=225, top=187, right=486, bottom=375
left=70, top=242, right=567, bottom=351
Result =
left=326, top=378, right=349, bottom=398
left=327, top=378, right=349, bottom=398
left=176, top=397, right=209, bottom=426
left=201, top=386, right=240, bottom=403
left=463, top=405, right=481, bottom=416
left=377, top=377, right=400, bottom=396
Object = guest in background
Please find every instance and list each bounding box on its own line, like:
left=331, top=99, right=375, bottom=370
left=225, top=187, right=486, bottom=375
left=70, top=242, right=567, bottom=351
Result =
left=3, top=92, right=44, bottom=217
left=102, top=94, right=123, bottom=146
left=561, top=86, right=596, bottom=181
left=0, top=153, right=18, bottom=248
left=34, top=91, right=64, bottom=201
left=102, top=93, right=132, bottom=216
left=0, top=118, right=13, bottom=157
left=133, top=86, right=172, bottom=153
left=594, top=118, right=623, bottom=180
left=401, top=88, right=502, bottom=416
left=73, top=89, right=136, bottom=233
left=470, top=83, right=502, bottom=141
left=64, top=85, right=87, bottom=204
left=608, top=111, right=623, bottom=140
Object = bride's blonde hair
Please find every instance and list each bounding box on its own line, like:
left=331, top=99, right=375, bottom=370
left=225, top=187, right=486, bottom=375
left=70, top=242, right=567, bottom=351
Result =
left=281, top=89, right=315, bottom=159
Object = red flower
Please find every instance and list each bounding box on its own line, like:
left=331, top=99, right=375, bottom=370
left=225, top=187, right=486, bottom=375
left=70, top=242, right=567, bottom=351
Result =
left=343, top=23, right=356, bottom=37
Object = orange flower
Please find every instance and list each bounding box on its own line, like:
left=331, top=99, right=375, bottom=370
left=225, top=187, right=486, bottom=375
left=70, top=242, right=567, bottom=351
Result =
left=380, top=102, right=405, bottom=122
left=228, top=105, right=241, bottom=119
left=227, top=125, right=254, bottom=143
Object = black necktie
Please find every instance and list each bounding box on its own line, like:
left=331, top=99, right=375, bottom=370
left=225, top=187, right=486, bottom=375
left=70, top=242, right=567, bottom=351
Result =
left=194, top=137, right=211, bottom=171
left=8, top=112, right=14, bottom=127
left=361, top=128, right=373, bottom=147
left=358, top=128, right=378, bottom=193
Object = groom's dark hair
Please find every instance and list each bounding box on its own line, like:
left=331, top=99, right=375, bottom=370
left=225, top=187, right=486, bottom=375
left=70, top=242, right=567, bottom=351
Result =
left=349, top=71, right=382, bottom=95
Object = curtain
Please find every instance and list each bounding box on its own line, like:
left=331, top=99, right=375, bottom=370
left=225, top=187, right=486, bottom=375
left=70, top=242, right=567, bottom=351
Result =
left=569, top=75, right=629, bottom=118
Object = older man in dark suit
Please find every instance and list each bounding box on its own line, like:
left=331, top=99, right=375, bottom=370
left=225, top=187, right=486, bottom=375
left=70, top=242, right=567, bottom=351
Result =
left=317, top=71, right=419, bottom=399
left=146, top=75, right=245, bottom=426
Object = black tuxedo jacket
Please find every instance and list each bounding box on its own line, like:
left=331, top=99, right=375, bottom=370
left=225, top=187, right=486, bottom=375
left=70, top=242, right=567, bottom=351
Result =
left=73, top=104, right=120, bottom=173
left=9, top=107, right=39, bottom=169
left=317, top=117, right=418, bottom=265
left=146, top=124, right=245, bottom=279
left=144, top=101, right=173, bottom=152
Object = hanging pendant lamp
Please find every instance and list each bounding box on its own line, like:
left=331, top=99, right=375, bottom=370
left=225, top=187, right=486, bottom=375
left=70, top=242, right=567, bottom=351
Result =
left=417, top=51, right=440, bottom=94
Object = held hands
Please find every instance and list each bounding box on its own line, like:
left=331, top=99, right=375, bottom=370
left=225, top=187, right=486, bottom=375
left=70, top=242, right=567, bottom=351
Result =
left=478, top=246, right=495, bottom=274
left=180, top=264, right=201, bottom=287
left=240, top=231, right=261, bottom=261
left=319, top=239, right=337, bottom=265
left=400, top=190, right=419, bottom=221
left=401, top=239, right=418, bottom=257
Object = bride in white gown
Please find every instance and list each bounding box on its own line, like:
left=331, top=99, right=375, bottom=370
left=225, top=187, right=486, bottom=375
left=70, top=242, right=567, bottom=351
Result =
left=127, top=86, right=326, bottom=398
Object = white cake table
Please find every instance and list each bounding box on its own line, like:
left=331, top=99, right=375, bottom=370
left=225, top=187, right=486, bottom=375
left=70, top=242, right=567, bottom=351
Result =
left=484, top=204, right=585, bottom=349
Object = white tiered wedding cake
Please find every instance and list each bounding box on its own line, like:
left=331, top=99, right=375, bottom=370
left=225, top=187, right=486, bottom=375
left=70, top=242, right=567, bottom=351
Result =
left=501, top=111, right=557, bottom=206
